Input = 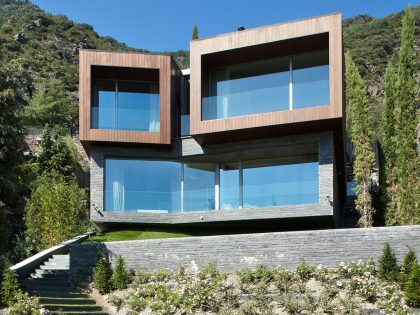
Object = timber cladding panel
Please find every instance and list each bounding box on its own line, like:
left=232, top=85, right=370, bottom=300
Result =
left=79, top=50, right=175, bottom=145
left=189, top=13, right=343, bottom=136
left=70, top=225, right=420, bottom=275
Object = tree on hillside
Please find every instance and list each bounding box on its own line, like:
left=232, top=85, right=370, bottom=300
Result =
left=38, top=124, right=80, bottom=179
left=380, top=61, right=398, bottom=223
left=345, top=52, right=376, bottom=227
left=392, top=6, right=419, bottom=225
left=22, top=79, right=77, bottom=131
left=0, top=62, right=26, bottom=253
left=192, top=25, right=198, bottom=40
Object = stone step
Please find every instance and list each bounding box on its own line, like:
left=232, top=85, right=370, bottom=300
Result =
left=25, top=285, right=78, bottom=293
left=43, top=261, right=70, bottom=267
left=31, top=291, right=90, bottom=299
left=40, top=265, right=69, bottom=270
left=22, top=279, right=71, bottom=287
left=39, top=297, right=96, bottom=305
left=43, top=304, right=103, bottom=312
left=34, top=268, right=70, bottom=275
left=30, top=272, right=70, bottom=280
left=52, top=255, right=70, bottom=259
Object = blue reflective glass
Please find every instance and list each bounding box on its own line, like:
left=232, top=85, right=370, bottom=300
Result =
left=220, top=162, right=240, bottom=210
left=180, top=115, right=190, bottom=136
left=91, top=80, right=160, bottom=132
left=183, top=163, right=215, bottom=211
left=242, top=155, right=319, bottom=208
left=203, top=57, right=290, bottom=120
left=105, top=159, right=181, bottom=213
left=293, top=51, right=329, bottom=109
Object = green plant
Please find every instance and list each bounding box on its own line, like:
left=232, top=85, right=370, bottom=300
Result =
left=1, top=269, right=21, bottom=306
left=400, top=248, right=417, bottom=285
left=4, top=291, right=48, bottom=315
left=378, top=243, right=399, bottom=282
left=404, top=263, right=420, bottom=307
left=108, top=294, right=124, bottom=311
left=191, top=25, right=198, bottom=40
left=296, top=259, right=315, bottom=280
left=93, top=253, right=112, bottom=294
left=111, top=255, right=131, bottom=290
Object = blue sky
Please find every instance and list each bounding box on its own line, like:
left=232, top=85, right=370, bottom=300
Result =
left=31, top=0, right=416, bottom=52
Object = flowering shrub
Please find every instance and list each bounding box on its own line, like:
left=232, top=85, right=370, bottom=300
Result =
left=4, top=291, right=49, bottom=315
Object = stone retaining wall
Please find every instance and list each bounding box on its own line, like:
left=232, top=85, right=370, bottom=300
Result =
left=70, top=225, right=420, bottom=279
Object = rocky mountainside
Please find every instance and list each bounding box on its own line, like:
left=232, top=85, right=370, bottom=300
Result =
left=0, top=1, right=418, bottom=129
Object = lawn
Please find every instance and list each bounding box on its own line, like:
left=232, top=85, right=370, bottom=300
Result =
left=87, top=229, right=192, bottom=242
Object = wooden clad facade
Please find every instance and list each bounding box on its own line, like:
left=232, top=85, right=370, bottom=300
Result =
left=79, top=50, right=178, bottom=145
left=189, top=13, right=343, bottom=139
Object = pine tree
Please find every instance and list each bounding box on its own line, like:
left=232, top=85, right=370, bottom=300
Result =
left=392, top=6, right=420, bottom=225
left=93, top=253, right=112, bottom=294
left=400, top=248, right=417, bottom=285
left=192, top=25, right=198, bottom=40
left=405, top=263, right=420, bottom=307
left=345, top=52, right=376, bottom=227
left=378, top=243, right=399, bottom=282
left=111, top=255, right=130, bottom=290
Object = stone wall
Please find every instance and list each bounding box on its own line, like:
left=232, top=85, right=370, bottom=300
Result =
left=70, top=225, right=420, bottom=278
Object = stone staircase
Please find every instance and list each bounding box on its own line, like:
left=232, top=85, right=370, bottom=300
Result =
left=21, top=254, right=107, bottom=315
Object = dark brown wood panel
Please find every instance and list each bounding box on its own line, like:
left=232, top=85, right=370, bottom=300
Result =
left=79, top=50, right=178, bottom=145
left=189, top=13, right=343, bottom=138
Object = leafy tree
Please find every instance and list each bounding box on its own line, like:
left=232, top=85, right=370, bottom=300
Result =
left=94, top=253, right=112, bottom=294
left=192, top=25, right=198, bottom=40
left=0, top=62, right=26, bottom=253
left=22, top=79, right=77, bottom=130
left=378, top=243, right=399, bottom=282
left=38, top=124, right=80, bottom=179
left=345, top=52, right=376, bottom=227
left=392, top=7, right=420, bottom=225
left=24, top=173, right=87, bottom=250
left=112, top=255, right=131, bottom=290
left=0, top=269, right=20, bottom=306
left=405, top=263, right=420, bottom=307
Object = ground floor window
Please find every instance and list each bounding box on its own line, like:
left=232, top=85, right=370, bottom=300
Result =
left=104, top=154, right=319, bottom=213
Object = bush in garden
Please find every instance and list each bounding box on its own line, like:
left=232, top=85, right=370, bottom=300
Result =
left=400, top=248, right=417, bottom=285
left=4, top=291, right=49, bottom=315
left=404, top=263, right=420, bottom=307
left=93, top=253, right=112, bottom=294
left=296, top=259, right=315, bottom=280
left=378, top=243, right=399, bottom=282
left=111, top=255, right=130, bottom=290
left=1, top=269, right=21, bottom=306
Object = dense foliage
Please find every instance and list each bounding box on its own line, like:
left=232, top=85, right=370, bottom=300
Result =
left=111, top=255, right=131, bottom=290
left=0, top=269, right=20, bottom=306
left=378, top=243, right=399, bottom=282
left=345, top=52, right=375, bottom=227
left=24, top=173, right=87, bottom=250
left=93, top=253, right=113, bottom=294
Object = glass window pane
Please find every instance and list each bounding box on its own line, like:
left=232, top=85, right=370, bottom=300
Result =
left=242, top=155, right=319, bottom=208
left=105, top=159, right=181, bottom=213
left=293, top=51, right=329, bottom=109
left=183, top=163, right=215, bottom=211
left=117, top=81, right=160, bottom=132
left=203, top=57, right=290, bottom=120
left=220, top=162, right=240, bottom=210
left=92, top=80, right=116, bottom=129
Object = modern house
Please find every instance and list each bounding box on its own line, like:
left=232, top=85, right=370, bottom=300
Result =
left=79, top=13, right=347, bottom=230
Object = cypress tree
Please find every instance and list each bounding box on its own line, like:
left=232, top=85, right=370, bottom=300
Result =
left=393, top=6, right=419, bottom=224
left=345, top=52, right=376, bottom=227
left=380, top=61, right=399, bottom=224
left=192, top=25, right=198, bottom=40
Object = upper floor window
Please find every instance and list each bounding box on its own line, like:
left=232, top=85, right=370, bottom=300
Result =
left=91, top=80, right=160, bottom=132
left=202, top=50, right=329, bottom=120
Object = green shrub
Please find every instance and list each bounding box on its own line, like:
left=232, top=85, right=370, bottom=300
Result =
left=93, top=253, right=112, bottom=294
left=378, top=243, right=399, bottom=282
left=111, top=255, right=130, bottom=290
left=400, top=248, right=417, bottom=285
left=404, top=263, right=420, bottom=307
left=4, top=291, right=48, bottom=315
left=296, top=259, right=315, bottom=280
left=1, top=269, right=21, bottom=306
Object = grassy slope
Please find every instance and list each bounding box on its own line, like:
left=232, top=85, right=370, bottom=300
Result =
left=89, top=229, right=192, bottom=242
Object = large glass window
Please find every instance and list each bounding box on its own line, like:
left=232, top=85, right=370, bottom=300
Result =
left=220, top=162, right=240, bottom=210
left=203, top=57, right=290, bottom=120
left=105, top=160, right=181, bottom=213
left=242, top=155, right=319, bottom=208
left=202, top=50, right=329, bottom=120
left=183, top=163, right=215, bottom=211
left=293, top=51, right=329, bottom=109
left=92, top=80, right=160, bottom=132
